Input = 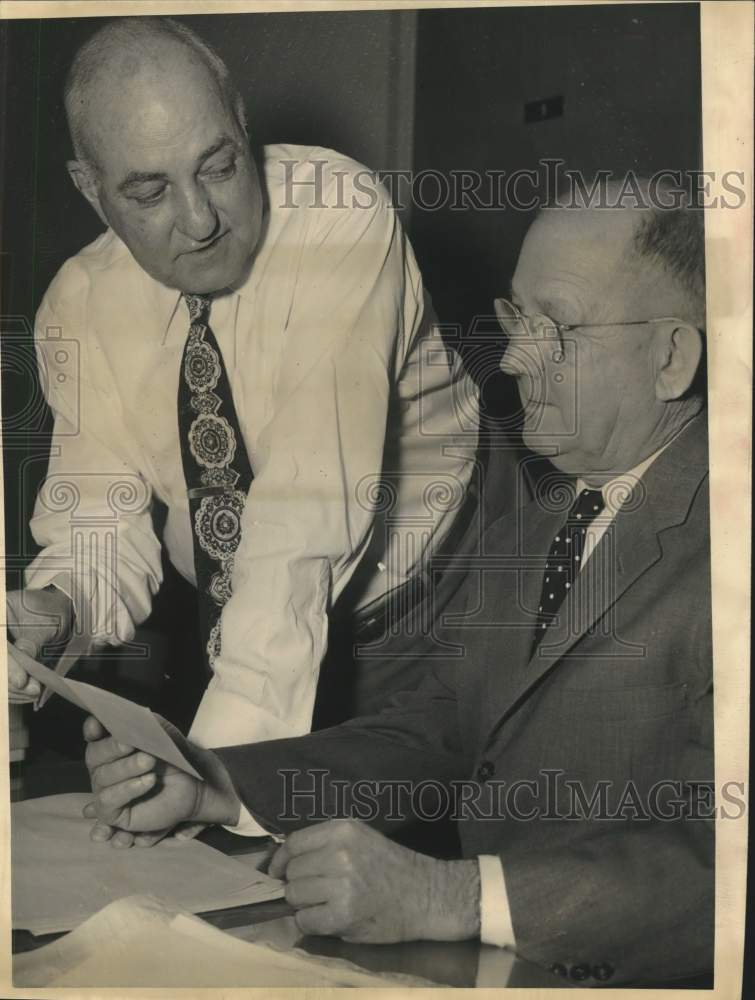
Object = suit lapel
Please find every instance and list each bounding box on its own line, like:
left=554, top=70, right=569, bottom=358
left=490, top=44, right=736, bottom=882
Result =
left=484, top=412, right=709, bottom=739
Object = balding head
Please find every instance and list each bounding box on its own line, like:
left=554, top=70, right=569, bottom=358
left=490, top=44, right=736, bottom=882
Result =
left=64, top=17, right=263, bottom=294
left=498, top=184, right=705, bottom=479
left=65, top=17, right=246, bottom=169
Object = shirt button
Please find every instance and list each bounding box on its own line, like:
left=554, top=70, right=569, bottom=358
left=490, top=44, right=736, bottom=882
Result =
left=569, top=963, right=592, bottom=981
left=550, top=963, right=568, bottom=978
left=592, top=962, right=615, bottom=981
left=476, top=760, right=495, bottom=782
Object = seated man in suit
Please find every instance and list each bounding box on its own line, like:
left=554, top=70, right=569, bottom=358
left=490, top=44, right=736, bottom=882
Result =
left=83, top=185, right=713, bottom=987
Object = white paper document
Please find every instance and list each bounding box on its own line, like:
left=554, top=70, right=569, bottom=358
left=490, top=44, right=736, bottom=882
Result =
left=9, top=642, right=201, bottom=778
left=12, top=793, right=284, bottom=935
left=13, top=894, right=434, bottom=987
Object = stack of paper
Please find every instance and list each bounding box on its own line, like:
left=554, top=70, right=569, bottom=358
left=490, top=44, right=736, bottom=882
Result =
left=12, top=793, right=283, bottom=935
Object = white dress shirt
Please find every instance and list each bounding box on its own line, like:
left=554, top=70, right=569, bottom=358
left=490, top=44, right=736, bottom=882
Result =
left=26, top=144, right=478, bottom=749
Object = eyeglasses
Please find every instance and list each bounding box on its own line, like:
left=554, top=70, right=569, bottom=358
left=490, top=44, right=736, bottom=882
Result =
left=494, top=297, right=685, bottom=344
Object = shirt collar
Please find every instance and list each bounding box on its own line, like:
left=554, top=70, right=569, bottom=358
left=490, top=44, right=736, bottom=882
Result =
left=576, top=438, right=674, bottom=517
left=119, top=229, right=256, bottom=340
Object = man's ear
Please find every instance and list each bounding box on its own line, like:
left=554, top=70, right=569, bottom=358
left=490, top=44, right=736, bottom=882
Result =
left=654, top=322, right=704, bottom=401
left=66, top=159, right=108, bottom=226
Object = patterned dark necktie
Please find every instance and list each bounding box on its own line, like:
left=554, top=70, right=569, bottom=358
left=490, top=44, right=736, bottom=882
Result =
left=177, top=294, right=253, bottom=675
left=531, top=486, right=606, bottom=657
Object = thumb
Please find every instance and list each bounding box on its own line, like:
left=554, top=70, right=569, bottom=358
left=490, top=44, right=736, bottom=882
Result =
left=7, top=644, right=41, bottom=697
left=173, top=821, right=206, bottom=841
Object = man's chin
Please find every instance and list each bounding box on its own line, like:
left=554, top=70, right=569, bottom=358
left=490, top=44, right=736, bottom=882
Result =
left=172, top=260, right=246, bottom=296
left=521, top=428, right=582, bottom=472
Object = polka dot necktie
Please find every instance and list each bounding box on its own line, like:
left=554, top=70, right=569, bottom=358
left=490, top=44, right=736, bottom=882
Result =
left=531, top=486, right=606, bottom=657
left=177, top=294, right=254, bottom=676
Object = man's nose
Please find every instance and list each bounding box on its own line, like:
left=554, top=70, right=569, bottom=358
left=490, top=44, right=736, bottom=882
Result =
left=499, top=338, right=545, bottom=379
left=176, top=185, right=220, bottom=243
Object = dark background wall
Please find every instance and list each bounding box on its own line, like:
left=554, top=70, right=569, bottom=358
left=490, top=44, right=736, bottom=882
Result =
left=411, top=3, right=702, bottom=426
left=1, top=4, right=702, bottom=730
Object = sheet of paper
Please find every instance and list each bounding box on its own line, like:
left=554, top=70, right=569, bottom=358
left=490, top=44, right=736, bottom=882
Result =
left=12, top=793, right=284, bottom=936
left=13, top=894, right=433, bottom=988
left=10, top=642, right=201, bottom=778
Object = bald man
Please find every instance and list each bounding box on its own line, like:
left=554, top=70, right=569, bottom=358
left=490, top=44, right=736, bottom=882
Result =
left=85, top=192, right=713, bottom=986
left=7, top=18, right=478, bottom=748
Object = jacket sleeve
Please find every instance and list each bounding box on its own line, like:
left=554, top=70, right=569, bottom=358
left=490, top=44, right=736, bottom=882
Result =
left=214, top=655, right=470, bottom=837
left=502, top=683, right=715, bottom=986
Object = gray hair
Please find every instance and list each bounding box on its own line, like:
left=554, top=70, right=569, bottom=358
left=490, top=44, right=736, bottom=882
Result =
left=630, top=202, right=706, bottom=329
left=64, top=16, right=247, bottom=165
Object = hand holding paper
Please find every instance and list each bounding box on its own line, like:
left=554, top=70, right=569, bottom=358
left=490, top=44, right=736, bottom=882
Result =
left=10, top=642, right=201, bottom=777
left=83, top=715, right=242, bottom=845
left=10, top=642, right=244, bottom=843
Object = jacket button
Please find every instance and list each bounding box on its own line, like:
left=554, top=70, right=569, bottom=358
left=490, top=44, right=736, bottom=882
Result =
left=550, top=963, right=568, bottom=978
left=569, top=963, right=591, bottom=981
left=592, top=962, right=615, bottom=981
left=476, top=760, right=495, bottom=782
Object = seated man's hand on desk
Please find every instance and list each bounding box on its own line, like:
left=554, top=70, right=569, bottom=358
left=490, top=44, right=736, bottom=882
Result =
left=82, top=715, right=242, bottom=848
left=269, top=820, right=480, bottom=944
left=6, top=587, right=74, bottom=703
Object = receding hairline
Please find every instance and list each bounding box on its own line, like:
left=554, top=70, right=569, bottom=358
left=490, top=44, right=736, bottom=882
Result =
left=527, top=184, right=705, bottom=326
left=64, top=17, right=246, bottom=164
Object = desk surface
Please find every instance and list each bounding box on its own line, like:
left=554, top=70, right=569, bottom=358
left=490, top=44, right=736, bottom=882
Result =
left=10, top=757, right=570, bottom=988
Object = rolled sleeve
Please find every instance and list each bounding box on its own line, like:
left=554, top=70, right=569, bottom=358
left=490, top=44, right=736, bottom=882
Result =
left=26, top=293, right=162, bottom=645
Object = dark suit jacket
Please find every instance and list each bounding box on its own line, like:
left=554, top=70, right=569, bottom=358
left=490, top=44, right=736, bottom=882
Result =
left=216, top=412, right=713, bottom=987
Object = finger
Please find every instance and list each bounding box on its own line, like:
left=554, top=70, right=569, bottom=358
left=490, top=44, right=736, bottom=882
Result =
left=90, top=820, right=116, bottom=843
left=269, top=824, right=336, bottom=878
left=92, top=751, right=156, bottom=791
left=8, top=678, right=41, bottom=699
left=8, top=689, right=39, bottom=704
left=96, top=772, right=156, bottom=824
left=294, top=903, right=343, bottom=937
left=268, top=841, right=292, bottom=879
left=83, top=715, right=107, bottom=742
left=286, top=847, right=344, bottom=882
left=85, top=734, right=135, bottom=772
left=111, top=829, right=135, bottom=849
left=82, top=800, right=97, bottom=818
left=8, top=655, right=26, bottom=689
left=285, top=876, right=340, bottom=909
left=173, top=822, right=206, bottom=841
left=283, top=821, right=348, bottom=859
left=134, top=831, right=169, bottom=848
left=13, top=637, right=39, bottom=658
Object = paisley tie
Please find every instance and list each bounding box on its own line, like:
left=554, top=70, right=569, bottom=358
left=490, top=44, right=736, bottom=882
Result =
left=177, top=294, right=253, bottom=675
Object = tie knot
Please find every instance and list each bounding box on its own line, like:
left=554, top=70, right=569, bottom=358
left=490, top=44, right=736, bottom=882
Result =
left=569, top=487, right=605, bottom=523
left=184, top=293, right=212, bottom=325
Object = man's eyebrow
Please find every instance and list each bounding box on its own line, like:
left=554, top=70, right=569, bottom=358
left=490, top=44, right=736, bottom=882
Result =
left=117, top=138, right=239, bottom=194
left=197, top=136, right=238, bottom=164
left=118, top=171, right=168, bottom=194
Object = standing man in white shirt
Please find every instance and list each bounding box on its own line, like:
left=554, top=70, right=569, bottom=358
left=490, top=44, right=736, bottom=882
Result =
left=6, top=17, right=478, bottom=749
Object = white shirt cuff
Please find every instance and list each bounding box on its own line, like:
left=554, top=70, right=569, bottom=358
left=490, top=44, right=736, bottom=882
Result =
left=478, top=854, right=516, bottom=948
left=222, top=802, right=282, bottom=840
left=189, top=677, right=304, bottom=749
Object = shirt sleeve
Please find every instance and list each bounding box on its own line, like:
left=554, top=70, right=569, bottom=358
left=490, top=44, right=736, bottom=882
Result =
left=190, top=164, right=451, bottom=748
left=478, top=854, right=516, bottom=949
left=24, top=286, right=162, bottom=645
left=223, top=802, right=283, bottom=840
